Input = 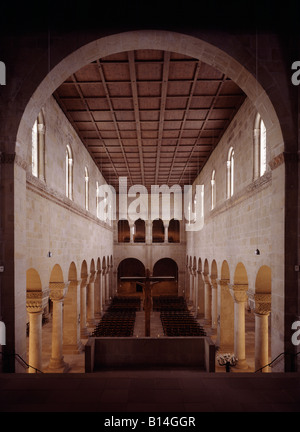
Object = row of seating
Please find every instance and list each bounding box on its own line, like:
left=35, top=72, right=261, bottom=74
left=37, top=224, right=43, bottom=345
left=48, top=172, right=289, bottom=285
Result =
left=107, top=296, right=141, bottom=312
left=90, top=296, right=140, bottom=337
left=153, top=295, right=187, bottom=311
left=156, top=296, right=206, bottom=337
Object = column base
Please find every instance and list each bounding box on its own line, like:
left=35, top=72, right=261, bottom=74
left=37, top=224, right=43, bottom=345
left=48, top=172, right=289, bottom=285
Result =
left=80, top=327, right=89, bottom=339
left=234, top=358, right=249, bottom=370
left=63, top=341, right=84, bottom=354
left=47, top=357, right=70, bottom=373
left=87, top=319, right=96, bottom=327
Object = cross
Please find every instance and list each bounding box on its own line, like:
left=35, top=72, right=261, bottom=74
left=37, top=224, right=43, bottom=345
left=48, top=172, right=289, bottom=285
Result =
left=120, top=268, right=175, bottom=337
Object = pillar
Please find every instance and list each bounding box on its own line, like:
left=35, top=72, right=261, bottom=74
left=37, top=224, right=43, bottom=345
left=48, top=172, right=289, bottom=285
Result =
left=146, top=220, right=152, bottom=244
left=26, top=291, right=44, bottom=373
left=102, top=266, right=107, bottom=305
left=94, top=270, right=102, bottom=320
left=216, top=278, right=234, bottom=351
left=196, top=270, right=204, bottom=318
left=80, top=277, right=89, bottom=338
left=163, top=220, right=169, bottom=243
left=87, top=271, right=96, bottom=327
left=253, top=293, right=271, bottom=372
left=129, top=221, right=134, bottom=243
left=63, top=278, right=83, bottom=354
left=105, top=267, right=110, bottom=303
left=210, top=276, right=218, bottom=331
left=194, top=268, right=199, bottom=318
left=202, top=273, right=212, bottom=324
left=188, top=266, right=193, bottom=304
left=230, top=285, right=248, bottom=369
left=48, top=282, right=69, bottom=373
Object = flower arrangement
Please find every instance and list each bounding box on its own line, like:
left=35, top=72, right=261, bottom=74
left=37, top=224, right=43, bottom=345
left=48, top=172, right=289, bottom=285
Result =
left=217, top=353, right=238, bottom=372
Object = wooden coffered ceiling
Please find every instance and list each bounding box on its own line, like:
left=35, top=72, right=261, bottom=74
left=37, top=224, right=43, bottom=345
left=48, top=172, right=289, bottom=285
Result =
left=54, top=49, right=246, bottom=191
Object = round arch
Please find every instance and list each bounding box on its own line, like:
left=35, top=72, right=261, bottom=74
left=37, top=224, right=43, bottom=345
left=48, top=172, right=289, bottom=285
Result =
left=221, top=260, right=230, bottom=281
left=152, top=258, right=178, bottom=296
left=255, top=265, right=272, bottom=294
left=234, top=262, right=248, bottom=286
left=26, top=268, right=42, bottom=291
left=117, top=258, right=146, bottom=296
left=49, top=264, right=64, bottom=283
left=16, top=30, right=283, bottom=167
left=68, top=262, right=77, bottom=281
left=153, top=257, right=178, bottom=280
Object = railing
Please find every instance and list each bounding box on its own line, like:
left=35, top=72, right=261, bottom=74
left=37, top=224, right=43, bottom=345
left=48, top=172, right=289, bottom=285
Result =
left=0, top=351, right=43, bottom=373
left=255, top=351, right=300, bottom=373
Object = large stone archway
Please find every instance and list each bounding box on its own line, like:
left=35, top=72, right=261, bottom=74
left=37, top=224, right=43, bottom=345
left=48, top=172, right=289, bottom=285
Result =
left=1, top=28, right=295, bottom=372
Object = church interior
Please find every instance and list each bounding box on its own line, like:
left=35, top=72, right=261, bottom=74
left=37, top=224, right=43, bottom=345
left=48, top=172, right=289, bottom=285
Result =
left=0, top=0, right=300, bottom=413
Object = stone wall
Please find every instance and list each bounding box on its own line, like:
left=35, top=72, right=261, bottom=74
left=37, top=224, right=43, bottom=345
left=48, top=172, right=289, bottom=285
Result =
left=186, top=97, right=284, bottom=367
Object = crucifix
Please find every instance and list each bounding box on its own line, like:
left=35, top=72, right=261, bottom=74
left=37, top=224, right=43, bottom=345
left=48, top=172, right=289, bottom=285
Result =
left=120, top=269, right=175, bottom=337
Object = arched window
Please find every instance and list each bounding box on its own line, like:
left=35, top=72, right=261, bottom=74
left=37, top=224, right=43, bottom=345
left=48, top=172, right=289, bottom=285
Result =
left=152, top=219, right=164, bottom=243
left=134, top=218, right=146, bottom=243
left=168, top=219, right=180, bottom=243
left=211, top=169, right=216, bottom=210
left=118, top=220, right=130, bottom=242
left=226, top=147, right=234, bottom=198
left=254, top=113, right=267, bottom=179
left=32, top=111, right=45, bottom=180
left=84, top=167, right=89, bottom=211
left=66, top=145, right=73, bottom=200
left=259, top=118, right=267, bottom=176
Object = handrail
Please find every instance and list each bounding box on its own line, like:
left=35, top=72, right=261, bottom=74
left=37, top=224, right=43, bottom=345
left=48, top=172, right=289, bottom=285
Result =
left=255, top=351, right=300, bottom=373
left=0, top=351, right=43, bottom=373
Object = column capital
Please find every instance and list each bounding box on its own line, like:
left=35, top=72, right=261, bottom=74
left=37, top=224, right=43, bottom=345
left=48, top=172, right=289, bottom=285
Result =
left=26, top=291, right=43, bottom=313
left=248, top=292, right=271, bottom=315
left=229, top=284, right=248, bottom=303
left=88, top=271, right=96, bottom=284
left=69, top=278, right=82, bottom=286
left=216, top=278, right=230, bottom=287
left=209, top=276, right=218, bottom=288
left=49, top=281, right=69, bottom=301
left=201, top=272, right=210, bottom=284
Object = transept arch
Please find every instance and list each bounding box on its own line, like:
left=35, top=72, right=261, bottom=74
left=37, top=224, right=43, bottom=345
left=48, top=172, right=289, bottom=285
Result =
left=117, top=257, right=146, bottom=296
left=152, top=258, right=178, bottom=295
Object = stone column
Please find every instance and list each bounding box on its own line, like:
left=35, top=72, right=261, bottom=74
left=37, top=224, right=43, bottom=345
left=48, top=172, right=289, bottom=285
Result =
left=163, top=220, right=169, bottom=243
left=63, top=278, right=83, bottom=354
left=202, top=273, right=212, bottom=324
left=253, top=293, right=271, bottom=372
left=102, top=266, right=107, bottom=306
left=216, top=278, right=234, bottom=351
left=230, top=285, right=248, bottom=369
left=48, top=282, right=69, bottom=373
left=194, top=268, right=199, bottom=318
left=87, top=271, right=96, bottom=327
left=80, top=276, right=89, bottom=338
left=146, top=220, right=152, bottom=244
left=196, top=269, right=204, bottom=318
left=188, top=266, right=193, bottom=304
left=106, top=266, right=110, bottom=303
left=129, top=221, right=134, bottom=243
left=26, top=291, right=44, bottom=373
left=94, top=270, right=102, bottom=320
left=210, top=276, right=218, bottom=331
